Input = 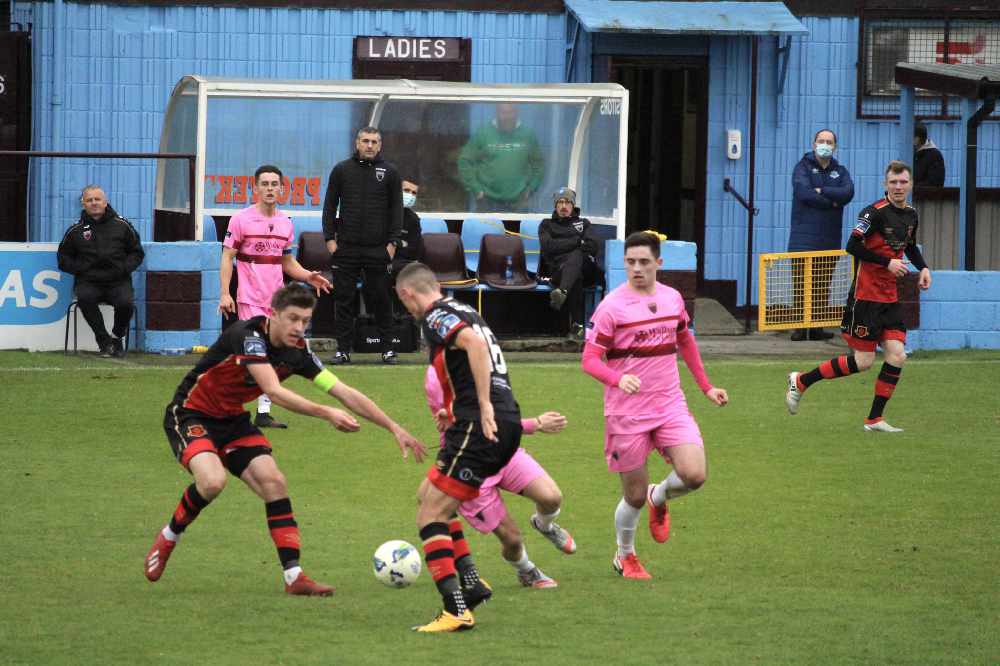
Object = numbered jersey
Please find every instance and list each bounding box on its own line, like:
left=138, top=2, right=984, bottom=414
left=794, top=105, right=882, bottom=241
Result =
left=422, top=297, right=520, bottom=423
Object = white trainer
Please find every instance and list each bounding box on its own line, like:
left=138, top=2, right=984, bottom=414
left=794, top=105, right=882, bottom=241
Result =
left=863, top=420, right=904, bottom=433
left=785, top=372, right=802, bottom=415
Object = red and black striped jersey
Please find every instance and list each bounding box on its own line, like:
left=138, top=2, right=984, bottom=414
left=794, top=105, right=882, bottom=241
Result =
left=847, top=199, right=919, bottom=303
left=422, top=297, right=520, bottom=423
left=171, top=317, right=323, bottom=418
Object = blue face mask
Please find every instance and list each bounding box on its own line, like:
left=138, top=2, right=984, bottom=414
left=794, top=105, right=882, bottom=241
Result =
left=402, top=192, right=416, bottom=208
left=815, top=144, right=834, bottom=159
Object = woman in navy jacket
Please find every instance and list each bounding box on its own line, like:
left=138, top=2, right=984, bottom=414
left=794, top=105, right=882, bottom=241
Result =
left=787, top=129, right=854, bottom=340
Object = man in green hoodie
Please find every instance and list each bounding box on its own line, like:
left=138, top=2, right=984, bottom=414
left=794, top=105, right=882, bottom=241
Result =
left=458, top=104, right=545, bottom=212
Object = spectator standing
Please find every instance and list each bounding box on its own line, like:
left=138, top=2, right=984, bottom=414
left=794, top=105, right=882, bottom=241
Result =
left=392, top=178, right=424, bottom=276
left=57, top=185, right=144, bottom=358
left=458, top=103, right=545, bottom=212
left=913, top=124, right=945, bottom=187
left=788, top=129, right=855, bottom=341
left=539, top=187, right=603, bottom=339
left=322, top=127, right=403, bottom=365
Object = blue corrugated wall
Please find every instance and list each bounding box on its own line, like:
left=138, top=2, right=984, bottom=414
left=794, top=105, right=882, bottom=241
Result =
left=15, top=2, right=565, bottom=242
left=14, top=5, right=1000, bottom=308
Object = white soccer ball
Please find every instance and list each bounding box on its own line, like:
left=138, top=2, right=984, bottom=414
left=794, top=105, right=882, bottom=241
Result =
left=372, top=540, right=422, bottom=588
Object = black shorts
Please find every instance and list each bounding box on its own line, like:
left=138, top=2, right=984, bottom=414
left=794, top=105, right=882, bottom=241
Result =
left=840, top=297, right=906, bottom=351
left=163, top=403, right=272, bottom=477
left=427, top=419, right=522, bottom=501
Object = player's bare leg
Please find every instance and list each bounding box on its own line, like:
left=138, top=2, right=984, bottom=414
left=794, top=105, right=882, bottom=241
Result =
left=613, top=467, right=652, bottom=580
left=522, top=475, right=576, bottom=554
left=494, top=514, right=557, bottom=589
left=864, top=339, right=906, bottom=432
left=145, top=451, right=225, bottom=582
left=241, top=455, right=333, bottom=596
left=414, top=484, right=475, bottom=632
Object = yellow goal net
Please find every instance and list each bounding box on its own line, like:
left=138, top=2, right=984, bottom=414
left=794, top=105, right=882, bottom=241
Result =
left=758, top=250, right=855, bottom=331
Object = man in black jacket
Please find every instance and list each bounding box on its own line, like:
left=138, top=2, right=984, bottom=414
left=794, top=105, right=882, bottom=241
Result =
left=57, top=185, right=144, bottom=357
left=392, top=178, right=424, bottom=276
left=539, top=187, right=602, bottom=339
left=913, top=124, right=945, bottom=187
left=322, top=126, right=403, bottom=365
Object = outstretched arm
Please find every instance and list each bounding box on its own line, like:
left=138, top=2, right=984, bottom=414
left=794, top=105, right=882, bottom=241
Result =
left=247, top=363, right=360, bottom=430
left=328, top=379, right=426, bottom=462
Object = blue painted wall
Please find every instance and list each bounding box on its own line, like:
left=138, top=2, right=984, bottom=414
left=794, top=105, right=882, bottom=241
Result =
left=14, top=2, right=565, bottom=242
left=13, top=5, right=1000, bottom=312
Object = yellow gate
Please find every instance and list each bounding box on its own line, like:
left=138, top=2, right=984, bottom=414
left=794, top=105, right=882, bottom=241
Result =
left=758, top=250, right=854, bottom=331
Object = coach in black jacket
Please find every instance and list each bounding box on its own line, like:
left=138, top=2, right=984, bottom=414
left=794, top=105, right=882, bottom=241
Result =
left=539, top=187, right=603, bottom=338
left=322, top=126, right=403, bottom=365
left=56, top=185, right=144, bottom=357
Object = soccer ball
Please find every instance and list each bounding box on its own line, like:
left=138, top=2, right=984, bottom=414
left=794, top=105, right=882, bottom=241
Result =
left=372, top=540, right=422, bottom=588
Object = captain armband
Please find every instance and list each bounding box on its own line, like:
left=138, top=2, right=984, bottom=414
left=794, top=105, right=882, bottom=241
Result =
left=313, top=369, right=339, bottom=393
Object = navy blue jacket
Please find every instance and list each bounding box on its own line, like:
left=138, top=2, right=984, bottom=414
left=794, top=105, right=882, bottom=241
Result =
left=787, top=152, right=855, bottom=251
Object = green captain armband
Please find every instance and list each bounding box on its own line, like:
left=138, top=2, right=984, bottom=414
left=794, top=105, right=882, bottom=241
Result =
left=313, top=369, right=339, bottom=393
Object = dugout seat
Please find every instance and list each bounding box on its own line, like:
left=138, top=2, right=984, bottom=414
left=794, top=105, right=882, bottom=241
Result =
left=421, top=233, right=477, bottom=286
left=418, top=217, right=449, bottom=235
left=295, top=231, right=336, bottom=335
left=517, top=218, right=545, bottom=277
left=477, top=234, right=537, bottom=291
left=461, top=219, right=505, bottom=274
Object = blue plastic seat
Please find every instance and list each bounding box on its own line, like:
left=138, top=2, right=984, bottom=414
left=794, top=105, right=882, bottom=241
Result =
left=518, top=218, right=544, bottom=276
left=419, top=217, right=449, bottom=234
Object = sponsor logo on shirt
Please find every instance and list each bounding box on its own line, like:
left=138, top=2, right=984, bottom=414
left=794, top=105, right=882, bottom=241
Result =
left=243, top=337, right=267, bottom=357
left=854, top=219, right=870, bottom=235
left=427, top=310, right=462, bottom=340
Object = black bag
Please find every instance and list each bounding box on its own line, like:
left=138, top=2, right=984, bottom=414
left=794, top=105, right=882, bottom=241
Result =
left=353, top=315, right=419, bottom=353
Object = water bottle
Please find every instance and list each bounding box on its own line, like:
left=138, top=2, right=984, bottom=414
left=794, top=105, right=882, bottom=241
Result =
left=504, top=255, right=514, bottom=285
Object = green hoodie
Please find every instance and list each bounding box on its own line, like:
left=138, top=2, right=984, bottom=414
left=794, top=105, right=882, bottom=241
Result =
left=457, top=120, right=545, bottom=203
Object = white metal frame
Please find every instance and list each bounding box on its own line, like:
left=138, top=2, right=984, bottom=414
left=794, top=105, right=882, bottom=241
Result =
left=158, top=76, right=630, bottom=240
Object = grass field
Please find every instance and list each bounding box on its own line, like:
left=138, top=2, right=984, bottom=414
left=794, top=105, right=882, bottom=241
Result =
left=1, top=349, right=998, bottom=665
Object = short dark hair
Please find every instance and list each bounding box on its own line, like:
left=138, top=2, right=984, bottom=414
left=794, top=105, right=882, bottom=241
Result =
left=271, top=284, right=316, bottom=312
left=356, top=126, right=381, bottom=140
left=885, top=160, right=912, bottom=178
left=914, top=124, right=928, bottom=143
left=396, top=262, right=439, bottom=293
left=254, top=164, right=283, bottom=183
left=624, top=231, right=661, bottom=259
left=814, top=128, right=838, bottom=144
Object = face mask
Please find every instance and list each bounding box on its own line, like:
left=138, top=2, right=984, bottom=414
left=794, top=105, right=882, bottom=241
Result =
left=402, top=192, right=416, bottom=208
left=815, top=144, right=834, bottom=159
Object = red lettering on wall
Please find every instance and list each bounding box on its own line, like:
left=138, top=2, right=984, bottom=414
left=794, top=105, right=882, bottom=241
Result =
left=290, top=177, right=306, bottom=206
left=233, top=175, right=249, bottom=204
left=307, top=177, right=321, bottom=206
left=216, top=176, right=233, bottom=204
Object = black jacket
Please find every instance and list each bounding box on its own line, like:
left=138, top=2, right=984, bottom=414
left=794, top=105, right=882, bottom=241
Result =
left=399, top=208, right=424, bottom=262
left=539, top=208, right=600, bottom=265
left=322, top=152, right=403, bottom=248
left=914, top=141, right=945, bottom=187
left=57, top=205, right=144, bottom=285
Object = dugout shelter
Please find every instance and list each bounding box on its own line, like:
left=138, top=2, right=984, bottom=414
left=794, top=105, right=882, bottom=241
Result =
left=154, top=76, right=630, bottom=243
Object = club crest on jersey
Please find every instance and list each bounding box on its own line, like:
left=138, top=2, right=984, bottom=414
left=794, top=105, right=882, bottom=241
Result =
left=647, top=302, right=658, bottom=313
left=186, top=425, right=207, bottom=438
left=243, top=337, right=267, bottom=357
left=375, top=167, right=386, bottom=182
left=83, top=229, right=92, bottom=241
left=854, top=325, right=869, bottom=338
left=830, top=171, right=840, bottom=179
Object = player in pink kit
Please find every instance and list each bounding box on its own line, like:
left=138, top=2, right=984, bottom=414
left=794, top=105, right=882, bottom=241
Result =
left=424, top=366, right=574, bottom=589
left=582, top=231, right=728, bottom=579
left=219, top=165, right=331, bottom=428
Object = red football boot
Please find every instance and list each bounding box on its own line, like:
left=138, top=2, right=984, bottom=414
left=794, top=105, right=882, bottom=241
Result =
left=613, top=553, right=652, bottom=580
left=646, top=484, right=671, bottom=543
left=285, top=572, right=335, bottom=596
left=144, top=531, right=177, bottom=582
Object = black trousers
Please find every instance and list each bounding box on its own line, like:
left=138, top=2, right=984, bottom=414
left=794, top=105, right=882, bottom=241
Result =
left=550, top=250, right=603, bottom=326
left=74, top=280, right=134, bottom=345
left=331, top=245, right=393, bottom=353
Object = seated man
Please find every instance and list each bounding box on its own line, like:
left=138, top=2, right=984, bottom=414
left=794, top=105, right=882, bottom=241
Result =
left=391, top=178, right=424, bottom=277
left=57, top=184, right=144, bottom=357
left=539, top=187, right=603, bottom=338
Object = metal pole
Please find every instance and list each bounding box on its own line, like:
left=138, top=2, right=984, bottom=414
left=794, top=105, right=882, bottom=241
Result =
left=188, top=156, right=197, bottom=238
left=744, top=37, right=759, bottom=334
left=964, top=94, right=996, bottom=271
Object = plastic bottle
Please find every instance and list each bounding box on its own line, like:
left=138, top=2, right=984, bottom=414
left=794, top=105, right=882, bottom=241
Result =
left=504, top=255, right=513, bottom=285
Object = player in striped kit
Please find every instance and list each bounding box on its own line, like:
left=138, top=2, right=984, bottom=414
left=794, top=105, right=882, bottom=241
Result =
left=582, top=232, right=728, bottom=579
left=219, top=164, right=331, bottom=428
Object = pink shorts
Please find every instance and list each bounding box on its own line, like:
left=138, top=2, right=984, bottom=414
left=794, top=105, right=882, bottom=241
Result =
left=237, top=302, right=271, bottom=320
left=458, top=448, right=546, bottom=534
left=604, top=412, right=704, bottom=473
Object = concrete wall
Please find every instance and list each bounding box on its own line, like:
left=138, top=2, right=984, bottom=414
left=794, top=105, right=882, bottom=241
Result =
left=908, top=271, right=1000, bottom=350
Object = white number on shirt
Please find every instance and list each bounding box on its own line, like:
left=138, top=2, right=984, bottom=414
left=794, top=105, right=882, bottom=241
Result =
left=472, top=323, right=507, bottom=375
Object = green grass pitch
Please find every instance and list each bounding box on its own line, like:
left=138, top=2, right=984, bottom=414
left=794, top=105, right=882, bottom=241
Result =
left=1, top=349, right=997, bottom=665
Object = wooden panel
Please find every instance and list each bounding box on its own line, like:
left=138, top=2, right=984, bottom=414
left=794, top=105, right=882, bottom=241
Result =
left=146, top=271, right=201, bottom=303
left=913, top=193, right=1000, bottom=270
left=147, top=302, right=200, bottom=331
